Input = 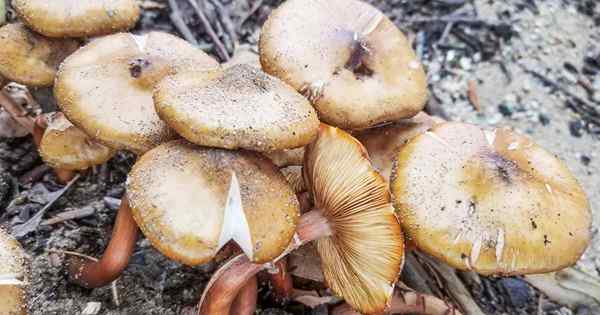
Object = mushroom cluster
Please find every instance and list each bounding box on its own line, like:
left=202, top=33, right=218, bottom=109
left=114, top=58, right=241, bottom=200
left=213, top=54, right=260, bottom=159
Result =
left=0, top=0, right=593, bottom=314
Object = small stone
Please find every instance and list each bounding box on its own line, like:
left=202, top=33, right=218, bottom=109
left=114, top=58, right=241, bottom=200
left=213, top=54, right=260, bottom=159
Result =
left=498, top=104, right=514, bottom=117
left=500, top=278, right=532, bottom=308
left=569, top=120, right=585, bottom=137
left=538, top=113, right=550, bottom=126
left=580, top=155, right=591, bottom=166
left=81, top=302, right=102, bottom=315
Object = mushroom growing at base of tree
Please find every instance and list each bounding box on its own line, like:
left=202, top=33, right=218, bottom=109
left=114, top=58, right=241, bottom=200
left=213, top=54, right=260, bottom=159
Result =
left=259, top=0, right=428, bottom=130
left=0, top=228, right=28, bottom=315
left=391, top=122, right=592, bottom=275
left=12, top=0, right=140, bottom=38
left=198, top=125, right=409, bottom=315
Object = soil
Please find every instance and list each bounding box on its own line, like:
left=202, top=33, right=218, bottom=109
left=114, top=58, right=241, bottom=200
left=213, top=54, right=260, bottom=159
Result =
left=0, top=0, right=599, bottom=314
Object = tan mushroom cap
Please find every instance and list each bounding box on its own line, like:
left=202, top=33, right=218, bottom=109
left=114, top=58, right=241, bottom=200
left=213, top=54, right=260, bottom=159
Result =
left=0, top=23, right=79, bottom=87
left=39, top=112, right=115, bottom=171
left=55, top=32, right=219, bottom=154
left=304, top=124, right=404, bottom=314
left=260, top=0, right=427, bottom=130
left=127, top=140, right=300, bottom=266
left=13, top=0, right=140, bottom=38
left=0, top=228, right=28, bottom=315
left=222, top=46, right=260, bottom=69
left=391, top=122, right=592, bottom=276
left=356, top=112, right=437, bottom=181
left=155, top=64, right=319, bottom=152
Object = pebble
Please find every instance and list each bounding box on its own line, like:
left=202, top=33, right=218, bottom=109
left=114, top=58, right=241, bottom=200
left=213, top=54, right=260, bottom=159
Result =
left=499, top=278, right=532, bottom=308
left=498, top=104, right=514, bottom=117
left=538, top=113, right=551, bottom=125
left=580, top=155, right=592, bottom=166
left=569, top=120, right=585, bottom=137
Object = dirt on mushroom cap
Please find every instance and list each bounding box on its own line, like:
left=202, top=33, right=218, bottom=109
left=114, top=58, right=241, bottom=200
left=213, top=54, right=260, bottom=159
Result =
left=304, top=124, right=404, bottom=315
left=0, top=23, right=79, bottom=87
left=39, top=112, right=115, bottom=171
left=127, top=140, right=300, bottom=266
left=12, top=0, right=140, bottom=38
left=155, top=64, right=319, bottom=152
left=391, top=122, right=592, bottom=276
left=259, top=0, right=428, bottom=130
left=0, top=228, right=28, bottom=315
left=54, top=32, right=219, bottom=154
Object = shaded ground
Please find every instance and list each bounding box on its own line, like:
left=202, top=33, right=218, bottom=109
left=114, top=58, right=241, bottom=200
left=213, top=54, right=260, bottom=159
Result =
left=0, top=0, right=598, bottom=314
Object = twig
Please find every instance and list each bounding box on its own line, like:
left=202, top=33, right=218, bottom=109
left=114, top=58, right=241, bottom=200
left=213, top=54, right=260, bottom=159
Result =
left=167, top=0, right=199, bottom=45
left=207, top=0, right=238, bottom=51
left=19, top=164, right=52, bottom=184
left=42, top=207, right=96, bottom=225
left=409, top=16, right=495, bottom=25
left=187, top=0, right=230, bottom=61
left=12, top=174, right=81, bottom=238
left=238, top=0, right=264, bottom=28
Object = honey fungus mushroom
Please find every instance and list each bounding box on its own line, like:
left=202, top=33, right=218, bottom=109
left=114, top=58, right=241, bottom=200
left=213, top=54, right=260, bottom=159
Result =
left=391, top=122, right=592, bottom=275
left=0, top=23, right=79, bottom=87
left=12, top=0, right=140, bottom=38
left=37, top=112, right=115, bottom=171
left=55, top=31, right=219, bottom=154
left=154, top=64, right=319, bottom=152
left=259, top=0, right=427, bottom=130
left=199, top=125, right=405, bottom=315
left=0, top=228, right=28, bottom=315
left=126, top=140, right=300, bottom=265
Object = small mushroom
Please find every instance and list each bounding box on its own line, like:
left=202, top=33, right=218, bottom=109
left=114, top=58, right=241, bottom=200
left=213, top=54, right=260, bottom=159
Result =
left=37, top=112, right=115, bottom=171
left=0, top=23, right=79, bottom=87
left=12, top=0, right=140, bottom=38
left=259, top=0, right=427, bottom=130
left=199, top=125, right=405, bottom=315
left=155, top=64, right=319, bottom=152
left=0, top=228, right=28, bottom=315
left=55, top=32, right=219, bottom=154
left=126, top=139, right=300, bottom=265
left=391, top=122, right=592, bottom=275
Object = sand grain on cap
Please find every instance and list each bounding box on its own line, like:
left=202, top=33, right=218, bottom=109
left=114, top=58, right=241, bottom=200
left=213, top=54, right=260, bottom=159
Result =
left=55, top=32, right=219, bottom=154
left=260, top=0, right=427, bottom=130
left=127, top=140, right=300, bottom=265
left=391, top=122, right=592, bottom=275
left=155, top=64, right=319, bottom=152
left=13, top=0, right=140, bottom=38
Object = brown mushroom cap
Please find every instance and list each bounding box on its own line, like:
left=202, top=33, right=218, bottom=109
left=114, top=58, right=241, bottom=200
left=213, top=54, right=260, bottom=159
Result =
left=13, top=0, right=140, bottom=38
left=127, top=140, right=300, bottom=266
left=356, top=112, right=437, bottom=181
left=304, top=124, right=404, bottom=314
left=259, top=0, right=427, bottom=130
left=391, top=122, right=592, bottom=275
left=155, top=64, right=319, bottom=152
left=0, top=23, right=79, bottom=87
left=0, top=228, right=28, bottom=315
left=55, top=32, right=219, bottom=154
left=39, top=112, right=115, bottom=171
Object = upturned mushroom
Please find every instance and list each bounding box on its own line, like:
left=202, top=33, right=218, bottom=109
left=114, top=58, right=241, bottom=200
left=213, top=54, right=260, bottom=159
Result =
left=37, top=112, right=115, bottom=171
left=391, top=122, right=592, bottom=275
left=0, top=228, right=28, bottom=315
left=12, top=0, right=140, bottom=38
left=126, top=139, right=300, bottom=266
left=0, top=23, right=79, bottom=87
left=154, top=64, right=319, bottom=152
left=55, top=31, right=219, bottom=154
left=198, top=124, right=405, bottom=315
left=259, top=0, right=427, bottom=130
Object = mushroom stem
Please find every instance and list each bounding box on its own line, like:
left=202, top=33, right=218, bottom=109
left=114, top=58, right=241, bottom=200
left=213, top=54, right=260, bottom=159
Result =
left=331, top=290, right=462, bottom=315
left=33, top=115, right=76, bottom=184
left=198, top=210, right=332, bottom=315
left=230, top=275, right=258, bottom=315
left=68, top=196, right=139, bottom=288
left=267, top=258, right=294, bottom=304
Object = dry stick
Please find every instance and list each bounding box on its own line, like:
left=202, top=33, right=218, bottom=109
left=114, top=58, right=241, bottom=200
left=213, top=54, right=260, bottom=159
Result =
left=68, top=196, right=139, bottom=288
left=237, top=0, right=264, bottom=28
left=167, top=0, right=199, bottom=45
left=207, top=0, right=239, bottom=51
left=187, top=0, right=230, bottom=61
left=42, top=207, right=96, bottom=225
